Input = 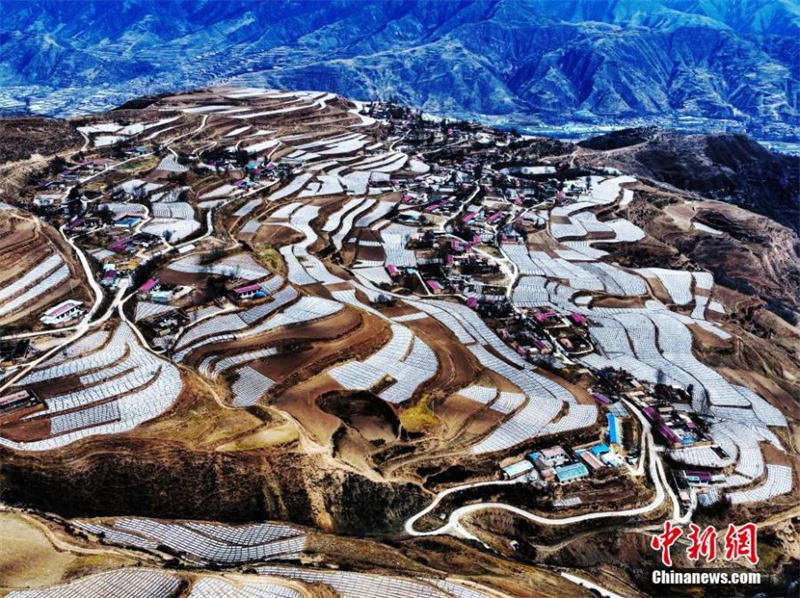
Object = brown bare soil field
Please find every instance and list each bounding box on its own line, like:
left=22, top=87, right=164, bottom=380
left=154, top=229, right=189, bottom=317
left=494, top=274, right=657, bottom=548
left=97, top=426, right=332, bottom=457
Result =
left=0, top=512, right=137, bottom=592
left=536, top=368, right=597, bottom=406
left=271, top=313, right=393, bottom=445
left=273, top=374, right=347, bottom=445
left=377, top=303, right=422, bottom=319
left=153, top=267, right=206, bottom=287
left=0, top=416, right=52, bottom=443
left=354, top=244, right=385, bottom=262
left=589, top=295, right=647, bottom=309
left=686, top=324, right=733, bottom=355
left=405, top=317, right=481, bottom=399
left=433, top=393, right=491, bottom=441
left=454, top=404, right=506, bottom=443
left=250, top=223, right=303, bottom=248
left=181, top=306, right=362, bottom=368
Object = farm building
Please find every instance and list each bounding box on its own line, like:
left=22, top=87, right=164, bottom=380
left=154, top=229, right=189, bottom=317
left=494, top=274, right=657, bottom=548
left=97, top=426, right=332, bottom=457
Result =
left=231, top=283, right=266, bottom=303
left=530, top=445, right=570, bottom=469
left=0, top=389, right=45, bottom=424
left=555, top=463, right=590, bottom=483
left=607, top=413, right=621, bottom=445
left=579, top=450, right=605, bottom=473
left=501, top=460, right=534, bottom=479
left=40, top=300, right=83, bottom=326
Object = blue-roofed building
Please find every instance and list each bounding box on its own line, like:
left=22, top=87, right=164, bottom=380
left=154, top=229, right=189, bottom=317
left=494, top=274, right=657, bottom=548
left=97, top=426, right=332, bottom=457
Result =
left=527, top=451, right=542, bottom=463
left=607, top=413, right=621, bottom=444
left=115, top=215, right=141, bottom=228
left=502, top=460, right=534, bottom=479
left=591, top=443, right=610, bottom=455
left=555, top=462, right=589, bottom=483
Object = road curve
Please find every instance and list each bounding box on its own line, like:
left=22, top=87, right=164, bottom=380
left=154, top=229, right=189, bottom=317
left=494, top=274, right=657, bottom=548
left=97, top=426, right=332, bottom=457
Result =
left=404, top=397, right=684, bottom=538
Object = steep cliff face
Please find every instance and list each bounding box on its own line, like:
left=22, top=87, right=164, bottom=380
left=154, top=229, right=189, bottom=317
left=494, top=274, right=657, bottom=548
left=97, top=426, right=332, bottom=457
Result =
left=0, top=439, right=426, bottom=535
left=1, top=0, right=797, bottom=139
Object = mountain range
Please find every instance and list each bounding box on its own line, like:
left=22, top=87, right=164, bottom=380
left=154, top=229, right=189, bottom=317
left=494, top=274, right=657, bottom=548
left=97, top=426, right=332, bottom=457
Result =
left=1, top=0, right=799, bottom=140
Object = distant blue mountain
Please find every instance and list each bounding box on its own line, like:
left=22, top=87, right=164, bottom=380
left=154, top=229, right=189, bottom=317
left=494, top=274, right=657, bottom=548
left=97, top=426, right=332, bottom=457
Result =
left=1, top=0, right=798, bottom=139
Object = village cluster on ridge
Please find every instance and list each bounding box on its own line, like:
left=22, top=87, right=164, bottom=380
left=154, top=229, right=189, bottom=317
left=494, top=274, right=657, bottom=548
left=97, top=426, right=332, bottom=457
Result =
left=0, top=87, right=796, bottom=598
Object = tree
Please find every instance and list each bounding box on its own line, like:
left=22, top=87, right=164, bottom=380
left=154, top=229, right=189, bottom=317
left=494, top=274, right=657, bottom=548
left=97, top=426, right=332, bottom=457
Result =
left=235, top=149, right=249, bottom=168
left=48, top=156, right=67, bottom=176
left=96, top=205, right=114, bottom=225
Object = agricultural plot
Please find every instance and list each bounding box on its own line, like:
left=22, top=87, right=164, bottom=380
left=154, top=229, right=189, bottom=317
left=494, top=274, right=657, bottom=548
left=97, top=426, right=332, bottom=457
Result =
left=156, top=155, right=187, bottom=172
left=355, top=200, right=395, bottom=227
left=234, top=199, right=263, bottom=218
left=75, top=517, right=306, bottom=566
left=189, top=578, right=303, bottom=598
left=501, top=244, right=546, bottom=276
left=204, top=347, right=279, bottom=375
left=649, top=313, right=751, bottom=407
left=329, top=324, right=438, bottom=403
left=512, top=276, right=549, bottom=307
left=638, top=268, right=694, bottom=305
left=0, top=213, right=84, bottom=326
left=7, top=568, right=182, bottom=598
left=173, top=287, right=306, bottom=361
left=257, top=565, right=494, bottom=598
left=669, top=446, right=733, bottom=469
left=231, top=366, right=275, bottom=406
left=143, top=219, right=199, bottom=242
left=323, top=198, right=367, bottom=232
left=728, top=464, right=793, bottom=504
left=169, top=253, right=270, bottom=280
left=467, top=345, right=576, bottom=454
left=382, top=233, right=417, bottom=267
left=240, top=219, right=262, bottom=234
left=457, top=385, right=498, bottom=404
left=583, top=263, right=647, bottom=296
left=3, top=84, right=792, bottom=548
left=268, top=174, right=312, bottom=201
left=2, top=323, right=182, bottom=450
left=272, top=203, right=345, bottom=285
left=330, top=288, right=384, bottom=317
left=332, top=199, right=376, bottom=250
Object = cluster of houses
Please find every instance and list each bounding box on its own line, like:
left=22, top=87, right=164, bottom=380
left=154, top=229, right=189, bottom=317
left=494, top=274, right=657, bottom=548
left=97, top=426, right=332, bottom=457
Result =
left=137, top=279, right=189, bottom=304
left=589, top=365, right=730, bottom=510
left=592, top=369, right=712, bottom=452
left=501, top=440, right=628, bottom=486
left=495, top=309, right=594, bottom=361
left=642, top=404, right=712, bottom=449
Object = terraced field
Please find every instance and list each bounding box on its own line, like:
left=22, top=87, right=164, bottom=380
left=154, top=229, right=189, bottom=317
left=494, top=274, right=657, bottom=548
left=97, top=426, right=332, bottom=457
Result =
left=0, top=87, right=796, bottom=598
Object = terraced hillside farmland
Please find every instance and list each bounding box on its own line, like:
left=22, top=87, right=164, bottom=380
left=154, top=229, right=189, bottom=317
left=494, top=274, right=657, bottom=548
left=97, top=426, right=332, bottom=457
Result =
left=0, top=88, right=797, bottom=597
left=0, top=206, right=89, bottom=331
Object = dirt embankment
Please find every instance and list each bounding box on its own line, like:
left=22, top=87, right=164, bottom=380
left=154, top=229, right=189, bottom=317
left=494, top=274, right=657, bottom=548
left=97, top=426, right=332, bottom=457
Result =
left=0, top=437, right=426, bottom=537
